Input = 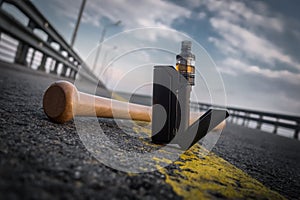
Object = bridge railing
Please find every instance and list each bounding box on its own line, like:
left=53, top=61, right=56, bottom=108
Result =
left=0, top=0, right=101, bottom=85
left=191, top=102, right=300, bottom=140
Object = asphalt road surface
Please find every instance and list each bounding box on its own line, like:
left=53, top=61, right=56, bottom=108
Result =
left=0, top=62, right=299, bottom=199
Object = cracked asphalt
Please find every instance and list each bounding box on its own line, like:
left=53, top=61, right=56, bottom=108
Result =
left=0, top=62, right=299, bottom=199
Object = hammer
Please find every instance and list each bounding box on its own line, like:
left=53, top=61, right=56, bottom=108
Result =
left=43, top=81, right=225, bottom=130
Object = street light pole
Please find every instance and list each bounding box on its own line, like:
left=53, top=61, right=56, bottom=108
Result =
left=92, top=20, right=121, bottom=72
left=70, top=0, right=86, bottom=48
left=102, top=46, right=117, bottom=85
left=101, top=45, right=117, bottom=71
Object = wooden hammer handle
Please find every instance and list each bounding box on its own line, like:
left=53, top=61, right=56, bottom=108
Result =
left=76, top=92, right=151, bottom=121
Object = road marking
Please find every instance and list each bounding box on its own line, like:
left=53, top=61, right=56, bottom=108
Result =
left=130, top=124, right=285, bottom=199
left=155, top=144, right=285, bottom=199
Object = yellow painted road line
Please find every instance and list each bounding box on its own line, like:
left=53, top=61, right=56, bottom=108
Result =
left=156, top=144, right=285, bottom=200
left=130, top=124, right=286, bottom=200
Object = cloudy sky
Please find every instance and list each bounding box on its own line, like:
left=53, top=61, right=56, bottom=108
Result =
left=30, top=0, right=300, bottom=115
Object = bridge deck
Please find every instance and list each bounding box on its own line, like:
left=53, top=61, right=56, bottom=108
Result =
left=0, top=62, right=299, bottom=199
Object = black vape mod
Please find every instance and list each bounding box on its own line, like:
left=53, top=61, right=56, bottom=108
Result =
left=151, top=41, right=229, bottom=149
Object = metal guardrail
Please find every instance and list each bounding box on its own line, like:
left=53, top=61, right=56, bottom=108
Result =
left=106, top=91, right=300, bottom=140
left=0, top=0, right=102, bottom=85
left=0, top=34, right=17, bottom=62
left=191, top=102, right=300, bottom=139
left=113, top=92, right=300, bottom=140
